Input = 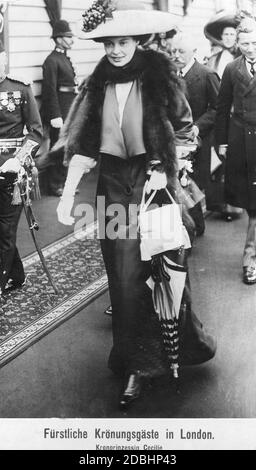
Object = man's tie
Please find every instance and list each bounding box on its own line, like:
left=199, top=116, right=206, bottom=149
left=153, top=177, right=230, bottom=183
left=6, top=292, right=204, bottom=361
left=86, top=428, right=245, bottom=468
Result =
left=179, top=69, right=184, bottom=78
left=249, top=61, right=255, bottom=76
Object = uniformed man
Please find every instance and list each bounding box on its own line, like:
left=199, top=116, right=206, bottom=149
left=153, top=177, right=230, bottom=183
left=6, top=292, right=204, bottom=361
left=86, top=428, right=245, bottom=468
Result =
left=0, top=40, right=43, bottom=297
left=41, top=19, right=78, bottom=197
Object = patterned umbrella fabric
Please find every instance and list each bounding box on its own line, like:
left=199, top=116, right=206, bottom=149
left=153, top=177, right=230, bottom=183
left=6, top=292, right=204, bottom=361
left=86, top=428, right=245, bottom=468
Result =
left=147, top=252, right=187, bottom=378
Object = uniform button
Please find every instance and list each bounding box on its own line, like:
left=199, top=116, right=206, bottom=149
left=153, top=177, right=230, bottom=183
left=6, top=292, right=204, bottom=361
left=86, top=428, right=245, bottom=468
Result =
left=125, top=185, right=132, bottom=195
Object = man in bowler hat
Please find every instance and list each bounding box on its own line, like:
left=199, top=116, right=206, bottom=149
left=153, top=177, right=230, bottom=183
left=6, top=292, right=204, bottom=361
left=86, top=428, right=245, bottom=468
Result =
left=41, top=19, right=78, bottom=197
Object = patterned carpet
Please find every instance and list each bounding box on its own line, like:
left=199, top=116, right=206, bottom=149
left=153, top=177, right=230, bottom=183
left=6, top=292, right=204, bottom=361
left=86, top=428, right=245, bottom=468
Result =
left=0, top=222, right=108, bottom=367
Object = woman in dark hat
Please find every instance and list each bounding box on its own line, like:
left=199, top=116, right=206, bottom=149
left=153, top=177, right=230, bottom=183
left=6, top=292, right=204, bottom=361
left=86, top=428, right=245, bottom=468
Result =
left=204, top=10, right=240, bottom=78
left=56, top=0, right=216, bottom=410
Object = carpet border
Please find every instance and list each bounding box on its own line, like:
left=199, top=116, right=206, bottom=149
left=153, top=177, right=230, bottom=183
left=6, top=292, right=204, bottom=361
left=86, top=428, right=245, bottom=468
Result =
left=0, top=221, right=107, bottom=368
left=23, top=221, right=98, bottom=269
left=0, top=274, right=108, bottom=368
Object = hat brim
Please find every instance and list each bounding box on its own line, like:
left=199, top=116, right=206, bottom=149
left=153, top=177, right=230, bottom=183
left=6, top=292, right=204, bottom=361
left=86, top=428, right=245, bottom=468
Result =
left=204, top=11, right=240, bottom=46
left=77, top=10, right=178, bottom=40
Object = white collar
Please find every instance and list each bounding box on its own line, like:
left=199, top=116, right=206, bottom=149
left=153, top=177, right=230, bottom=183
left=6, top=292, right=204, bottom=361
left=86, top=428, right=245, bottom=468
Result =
left=55, top=47, right=65, bottom=54
left=180, top=57, right=196, bottom=77
left=245, top=57, right=256, bottom=65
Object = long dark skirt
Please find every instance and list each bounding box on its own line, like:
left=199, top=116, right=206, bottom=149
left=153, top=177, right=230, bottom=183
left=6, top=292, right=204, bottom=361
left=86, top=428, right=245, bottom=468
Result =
left=97, top=154, right=216, bottom=378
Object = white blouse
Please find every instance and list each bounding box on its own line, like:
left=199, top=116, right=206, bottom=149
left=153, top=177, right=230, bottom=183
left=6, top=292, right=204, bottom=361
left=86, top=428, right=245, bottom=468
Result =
left=115, top=81, right=133, bottom=127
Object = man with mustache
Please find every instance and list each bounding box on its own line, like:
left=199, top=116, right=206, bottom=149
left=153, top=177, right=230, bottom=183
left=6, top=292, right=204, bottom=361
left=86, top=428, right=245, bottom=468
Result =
left=166, top=32, right=220, bottom=235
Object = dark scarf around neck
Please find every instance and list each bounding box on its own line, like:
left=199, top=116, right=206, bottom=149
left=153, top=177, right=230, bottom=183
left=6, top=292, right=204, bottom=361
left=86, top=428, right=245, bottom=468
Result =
left=89, top=49, right=148, bottom=86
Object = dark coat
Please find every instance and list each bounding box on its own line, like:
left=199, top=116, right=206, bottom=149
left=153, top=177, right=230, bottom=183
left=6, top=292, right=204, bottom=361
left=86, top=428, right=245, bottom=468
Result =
left=56, top=49, right=195, bottom=178
left=183, top=60, right=220, bottom=188
left=184, top=60, right=220, bottom=138
left=215, top=55, right=256, bottom=210
left=56, top=50, right=215, bottom=375
left=40, top=49, right=77, bottom=123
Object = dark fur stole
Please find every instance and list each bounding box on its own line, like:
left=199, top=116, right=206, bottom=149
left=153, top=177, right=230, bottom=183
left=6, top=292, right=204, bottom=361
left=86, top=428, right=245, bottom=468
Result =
left=56, top=49, right=193, bottom=178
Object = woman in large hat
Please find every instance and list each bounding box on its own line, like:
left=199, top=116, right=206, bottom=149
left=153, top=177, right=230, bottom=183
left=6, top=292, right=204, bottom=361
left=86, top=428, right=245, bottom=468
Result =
left=56, top=0, right=216, bottom=410
left=204, top=10, right=240, bottom=79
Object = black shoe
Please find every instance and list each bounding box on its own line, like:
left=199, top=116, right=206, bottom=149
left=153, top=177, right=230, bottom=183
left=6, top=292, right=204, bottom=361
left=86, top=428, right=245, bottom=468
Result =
left=104, top=305, right=112, bottom=316
left=243, top=266, right=256, bottom=285
left=49, top=188, right=63, bottom=197
left=4, top=276, right=27, bottom=294
left=119, top=372, right=142, bottom=410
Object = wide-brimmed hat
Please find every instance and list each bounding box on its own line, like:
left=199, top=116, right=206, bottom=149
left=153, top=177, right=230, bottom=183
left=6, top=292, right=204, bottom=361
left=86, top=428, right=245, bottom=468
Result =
left=77, top=0, right=178, bottom=40
left=204, top=10, right=240, bottom=46
left=52, top=19, right=74, bottom=39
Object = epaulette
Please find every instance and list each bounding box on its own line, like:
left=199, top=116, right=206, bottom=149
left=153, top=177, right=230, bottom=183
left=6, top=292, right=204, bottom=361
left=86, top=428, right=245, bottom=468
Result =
left=7, top=74, right=31, bottom=86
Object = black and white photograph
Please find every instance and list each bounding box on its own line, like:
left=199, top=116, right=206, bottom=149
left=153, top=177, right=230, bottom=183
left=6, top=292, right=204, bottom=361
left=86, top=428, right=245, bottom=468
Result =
left=0, top=0, right=256, bottom=451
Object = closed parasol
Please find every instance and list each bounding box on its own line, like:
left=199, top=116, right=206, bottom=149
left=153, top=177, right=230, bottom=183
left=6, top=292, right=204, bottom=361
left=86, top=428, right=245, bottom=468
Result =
left=147, top=251, right=187, bottom=379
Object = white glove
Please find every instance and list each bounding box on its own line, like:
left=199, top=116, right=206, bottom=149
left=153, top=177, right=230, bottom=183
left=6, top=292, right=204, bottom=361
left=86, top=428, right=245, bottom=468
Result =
left=146, top=170, right=167, bottom=194
left=62, top=154, right=97, bottom=198
left=0, top=157, right=22, bottom=173
left=50, top=117, right=63, bottom=129
left=57, top=195, right=75, bottom=226
left=57, top=154, right=97, bottom=225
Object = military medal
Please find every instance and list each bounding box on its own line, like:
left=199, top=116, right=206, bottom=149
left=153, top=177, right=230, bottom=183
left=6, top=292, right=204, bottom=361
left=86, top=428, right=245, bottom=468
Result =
left=0, top=92, right=8, bottom=106
left=13, top=91, right=21, bottom=105
left=7, top=102, right=16, bottom=112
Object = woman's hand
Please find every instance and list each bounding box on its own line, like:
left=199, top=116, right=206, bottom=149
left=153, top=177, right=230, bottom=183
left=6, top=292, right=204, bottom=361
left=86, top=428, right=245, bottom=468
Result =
left=56, top=154, right=97, bottom=225
left=57, top=195, right=75, bottom=226
left=146, top=170, right=167, bottom=194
